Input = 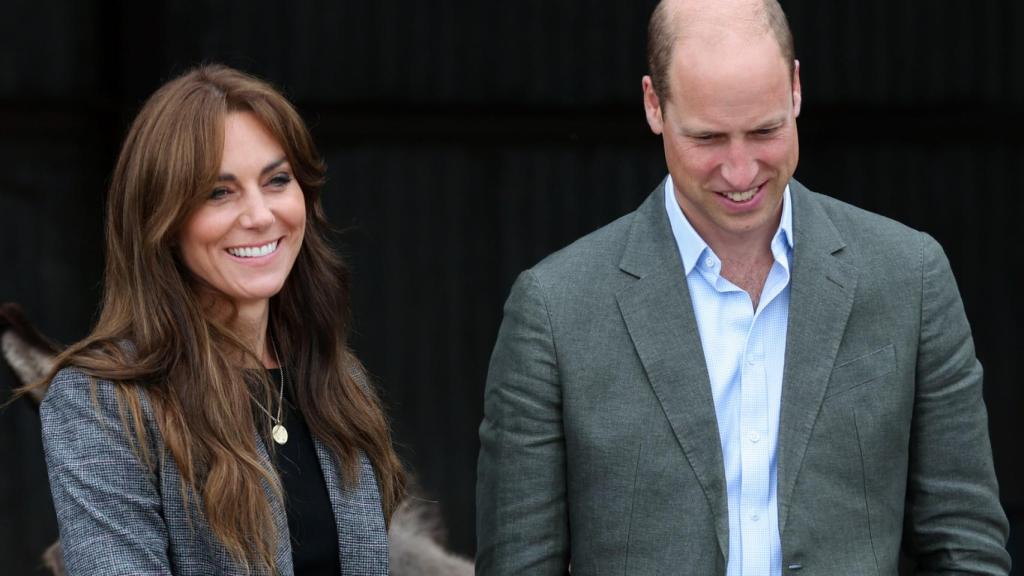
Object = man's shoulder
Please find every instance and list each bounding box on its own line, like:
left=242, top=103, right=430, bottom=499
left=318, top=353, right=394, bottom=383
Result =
left=528, top=204, right=639, bottom=285
left=794, top=183, right=932, bottom=257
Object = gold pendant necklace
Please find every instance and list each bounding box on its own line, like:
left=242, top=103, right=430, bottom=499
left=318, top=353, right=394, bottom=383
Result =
left=272, top=423, right=289, bottom=445
left=251, top=335, right=288, bottom=445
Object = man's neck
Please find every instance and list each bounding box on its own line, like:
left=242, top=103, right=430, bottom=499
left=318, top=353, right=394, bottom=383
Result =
left=700, top=227, right=777, bottom=310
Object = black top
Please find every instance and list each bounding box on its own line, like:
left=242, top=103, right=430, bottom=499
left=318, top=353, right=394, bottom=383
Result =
left=269, top=368, right=341, bottom=576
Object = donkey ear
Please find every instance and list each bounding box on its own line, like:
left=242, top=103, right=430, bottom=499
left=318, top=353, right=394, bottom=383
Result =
left=0, top=303, right=61, bottom=405
left=41, top=541, right=65, bottom=576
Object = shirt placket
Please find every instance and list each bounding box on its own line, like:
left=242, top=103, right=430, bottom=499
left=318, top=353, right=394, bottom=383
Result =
left=740, top=317, right=770, bottom=576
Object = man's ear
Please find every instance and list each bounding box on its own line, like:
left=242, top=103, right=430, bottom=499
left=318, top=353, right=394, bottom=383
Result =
left=792, top=59, right=802, bottom=118
left=642, top=76, right=665, bottom=135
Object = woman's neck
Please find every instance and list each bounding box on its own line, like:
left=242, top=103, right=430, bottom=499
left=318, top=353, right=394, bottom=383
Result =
left=206, top=296, right=274, bottom=368
left=239, top=301, right=274, bottom=368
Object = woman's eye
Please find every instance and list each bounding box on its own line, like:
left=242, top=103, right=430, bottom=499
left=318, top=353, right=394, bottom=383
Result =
left=209, top=187, right=230, bottom=200
left=269, top=173, right=293, bottom=187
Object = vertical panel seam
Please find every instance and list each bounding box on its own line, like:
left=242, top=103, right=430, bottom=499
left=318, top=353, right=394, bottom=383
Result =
left=853, top=408, right=881, bottom=575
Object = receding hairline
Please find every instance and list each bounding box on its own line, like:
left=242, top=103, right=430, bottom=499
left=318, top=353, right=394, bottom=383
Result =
left=647, top=0, right=795, bottom=100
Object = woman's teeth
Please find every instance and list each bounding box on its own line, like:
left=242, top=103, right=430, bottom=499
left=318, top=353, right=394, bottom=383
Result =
left=227, top=240, right=278, bottom=258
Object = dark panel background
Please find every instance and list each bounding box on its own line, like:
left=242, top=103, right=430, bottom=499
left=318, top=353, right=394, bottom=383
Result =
left=1, top=1, right=1020, bottom=573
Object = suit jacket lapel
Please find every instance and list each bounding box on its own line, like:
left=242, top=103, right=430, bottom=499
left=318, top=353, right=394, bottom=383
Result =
left=254, top=433, right=388, bottom=575
left=777, top=181, right=858, bottom=533
left=254, top=432, right=296, bottom=575
left=314, top=441, right=389, bottom=576
left=616, top=182, right=730, bottom=558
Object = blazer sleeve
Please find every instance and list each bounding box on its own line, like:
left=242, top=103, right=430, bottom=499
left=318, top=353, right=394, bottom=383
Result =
left=476, top=270, right=570, bottom=575
left=904, top=234, right=1011, bottom=573
left=41, top=367, right=173, bottom=575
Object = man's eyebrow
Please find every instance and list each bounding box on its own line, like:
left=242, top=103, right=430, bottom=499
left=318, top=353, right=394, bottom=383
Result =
left=216, top=157, right=289, bottom=182
left=681, top=127, right=722, bottom=138
left=753, top=117, right=786, bottom=130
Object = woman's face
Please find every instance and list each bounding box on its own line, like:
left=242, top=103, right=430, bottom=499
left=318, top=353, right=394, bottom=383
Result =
left=179, top=111, right=306, bottom=311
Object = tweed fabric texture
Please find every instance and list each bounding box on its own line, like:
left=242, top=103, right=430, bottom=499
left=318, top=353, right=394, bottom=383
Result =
left=41, top=367, right=388, bottom=575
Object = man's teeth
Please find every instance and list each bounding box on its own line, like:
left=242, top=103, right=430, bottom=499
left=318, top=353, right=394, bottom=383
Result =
left=227, top=240, right=278, bottom=258
left=723, top=187, right=758, bottom=202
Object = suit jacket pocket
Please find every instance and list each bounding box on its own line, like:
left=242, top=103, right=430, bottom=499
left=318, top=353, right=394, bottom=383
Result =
left=824, top=343, right=895, bottom=399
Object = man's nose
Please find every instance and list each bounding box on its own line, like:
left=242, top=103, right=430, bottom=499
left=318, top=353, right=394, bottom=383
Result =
left=720, top=143, right=758, bottom=190
left=239, top=190, right=275, bottom=229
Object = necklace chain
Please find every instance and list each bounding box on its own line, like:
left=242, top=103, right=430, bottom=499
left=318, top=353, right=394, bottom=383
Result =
left=250, top=335, right=288, bottom=444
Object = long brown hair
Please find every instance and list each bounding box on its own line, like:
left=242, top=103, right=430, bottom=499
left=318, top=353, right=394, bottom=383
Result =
left=46, top=64, right=405, bottom=573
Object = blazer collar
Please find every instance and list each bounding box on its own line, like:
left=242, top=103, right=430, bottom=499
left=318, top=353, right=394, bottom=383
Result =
left=616, top=178, right=858, bottom=553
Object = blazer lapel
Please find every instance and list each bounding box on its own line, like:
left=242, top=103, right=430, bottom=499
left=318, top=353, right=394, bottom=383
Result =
left=776, top=181, right=858, bottom=533
left=615, top=183, right=729, bottom=558
left=313, top=441, right=389, bottom=576
left=253, top=432, right=387, bottom=575
left=255, top=432, right=296, bottom=575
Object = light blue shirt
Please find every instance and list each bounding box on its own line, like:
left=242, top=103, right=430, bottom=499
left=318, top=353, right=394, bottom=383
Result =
left=664, top=178, right=793, bottom=576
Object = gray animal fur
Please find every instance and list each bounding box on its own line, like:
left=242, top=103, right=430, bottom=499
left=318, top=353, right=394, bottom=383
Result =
left=1, top=304, right=474, bottom=576
left=1, top=330, right=54, bottom=403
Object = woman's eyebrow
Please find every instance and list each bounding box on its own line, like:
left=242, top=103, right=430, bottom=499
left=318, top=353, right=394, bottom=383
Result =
left=216, top=157, right=289, bottom=182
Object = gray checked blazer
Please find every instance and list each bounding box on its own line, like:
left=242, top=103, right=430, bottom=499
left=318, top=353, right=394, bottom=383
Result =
left=41, top=366, right=389, bottom=576
left=477, top=179, right=1010, bottom=574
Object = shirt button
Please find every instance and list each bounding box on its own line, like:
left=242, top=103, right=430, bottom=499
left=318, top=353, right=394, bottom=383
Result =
left=751, top=514, right=760, bottom=522
left=704, top=256, right=714, bottom=268
left=748, top=431, right=761, bottom=443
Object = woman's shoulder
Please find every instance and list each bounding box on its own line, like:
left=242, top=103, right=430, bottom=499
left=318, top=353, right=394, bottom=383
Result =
left=44, top=366, right=115, bottom=412
left=43, top=338, right=145, bottom=408
left=45, top=365, right=125, bottom=409
left=41, top=365, right=156, bottom=440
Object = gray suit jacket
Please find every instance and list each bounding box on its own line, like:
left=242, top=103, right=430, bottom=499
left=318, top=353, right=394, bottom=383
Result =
left=42, top=367, right=388, bottom=576
left=476, top=180, right=1010, bottom=575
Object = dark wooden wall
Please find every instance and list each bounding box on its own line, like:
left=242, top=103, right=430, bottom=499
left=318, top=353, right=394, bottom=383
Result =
left=1, top=1, right=1020, bottom=573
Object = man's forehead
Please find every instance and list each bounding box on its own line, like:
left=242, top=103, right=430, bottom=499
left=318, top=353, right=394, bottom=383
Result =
left=670, top=29, right=786, bottom=80
left=665, top=29, right=795, bottom=126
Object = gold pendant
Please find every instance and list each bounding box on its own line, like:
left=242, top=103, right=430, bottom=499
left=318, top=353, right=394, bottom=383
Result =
left=272, top=423, right=289, bottom=445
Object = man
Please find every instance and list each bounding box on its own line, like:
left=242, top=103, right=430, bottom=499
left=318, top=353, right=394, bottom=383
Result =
left=476, top=0, right=1011, bottom=574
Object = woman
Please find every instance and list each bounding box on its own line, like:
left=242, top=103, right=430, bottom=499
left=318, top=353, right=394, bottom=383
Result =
left=39, top=64, right=405, bottom=575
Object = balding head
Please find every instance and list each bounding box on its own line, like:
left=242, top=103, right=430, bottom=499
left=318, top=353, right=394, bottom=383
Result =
left=647, top=0, right=795, bottom=101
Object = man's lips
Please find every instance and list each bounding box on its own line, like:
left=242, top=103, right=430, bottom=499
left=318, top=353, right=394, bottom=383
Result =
left=715, top=182, right=765, bottom=204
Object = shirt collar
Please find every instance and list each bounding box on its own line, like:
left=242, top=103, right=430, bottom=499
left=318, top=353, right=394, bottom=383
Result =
left=664, top=177, right=794, bottom=276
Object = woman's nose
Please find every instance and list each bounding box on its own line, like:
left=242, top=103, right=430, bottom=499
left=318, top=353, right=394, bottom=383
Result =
left=239, top=190, right=275, bottom=229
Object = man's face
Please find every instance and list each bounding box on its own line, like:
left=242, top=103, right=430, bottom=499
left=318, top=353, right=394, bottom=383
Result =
left=643, top=31, right=801, bottom=247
